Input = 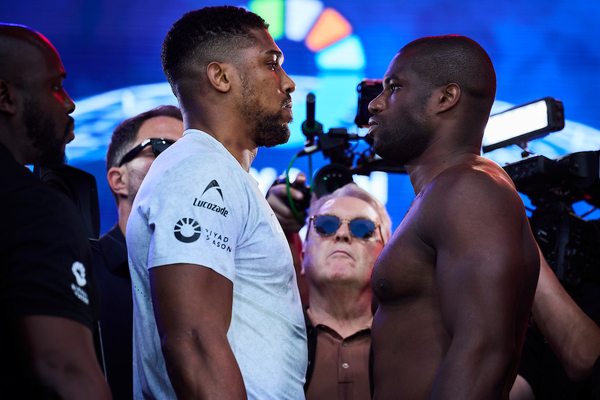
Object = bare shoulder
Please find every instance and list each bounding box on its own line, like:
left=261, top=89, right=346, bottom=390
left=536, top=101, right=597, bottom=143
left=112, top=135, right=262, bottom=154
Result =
left=416, top=157, right=528, bottom=244
left=423, top=157, right=520, bottom=212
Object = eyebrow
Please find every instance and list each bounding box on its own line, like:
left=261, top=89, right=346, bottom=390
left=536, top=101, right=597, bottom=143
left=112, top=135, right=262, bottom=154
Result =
left=265, top=49, right=284, bottom=64
left=383, top=76, right=396, bottom=86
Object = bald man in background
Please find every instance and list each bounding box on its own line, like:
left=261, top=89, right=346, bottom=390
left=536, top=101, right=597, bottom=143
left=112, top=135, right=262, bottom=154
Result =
left=0, top=23, right=111, bottom=399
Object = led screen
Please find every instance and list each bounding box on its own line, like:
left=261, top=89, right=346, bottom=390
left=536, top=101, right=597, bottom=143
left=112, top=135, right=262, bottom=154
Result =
left=4, top=0, right=600, bottom=233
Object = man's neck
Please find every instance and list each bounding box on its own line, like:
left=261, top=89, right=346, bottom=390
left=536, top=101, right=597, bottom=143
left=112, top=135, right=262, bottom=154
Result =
left=307, top=285, right=373, bottom=339
left=117, top=201, right=132, bottom=237
left=406, top=145, right=481, bottom=195
left=186, top=127, right=258, bottom=173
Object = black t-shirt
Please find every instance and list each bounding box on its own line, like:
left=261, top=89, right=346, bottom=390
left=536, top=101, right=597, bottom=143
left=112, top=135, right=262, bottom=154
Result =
left=0, top=143, right=100, bottom=398
left=92, top=224, right=133, bottom=400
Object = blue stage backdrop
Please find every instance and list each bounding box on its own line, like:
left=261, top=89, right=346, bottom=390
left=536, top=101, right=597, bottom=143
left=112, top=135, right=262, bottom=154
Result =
left=4, top=0, right=600, bottom=234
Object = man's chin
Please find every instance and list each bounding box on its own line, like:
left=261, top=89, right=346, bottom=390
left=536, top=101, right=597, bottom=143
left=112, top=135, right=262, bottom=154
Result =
left=37, top=151, right=67, bottom=168
left=257, top=126, right=290, bottom=148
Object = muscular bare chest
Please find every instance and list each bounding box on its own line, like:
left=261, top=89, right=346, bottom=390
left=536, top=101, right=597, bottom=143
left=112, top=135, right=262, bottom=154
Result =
left=371, top=196, right=436, bottom=305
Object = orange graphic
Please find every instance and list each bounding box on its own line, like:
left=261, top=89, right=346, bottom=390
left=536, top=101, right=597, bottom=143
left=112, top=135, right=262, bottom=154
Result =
left=305, top=8, right=352, bottom=52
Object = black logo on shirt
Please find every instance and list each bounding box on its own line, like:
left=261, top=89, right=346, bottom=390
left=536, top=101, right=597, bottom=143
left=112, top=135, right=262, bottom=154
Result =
left=174, top=218, right=202, bottom=243
left=202, top=180, right=223, bottom=200
left=193, top=179, right=228, bottom=217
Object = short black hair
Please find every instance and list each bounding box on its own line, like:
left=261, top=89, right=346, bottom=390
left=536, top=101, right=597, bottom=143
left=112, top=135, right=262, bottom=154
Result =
left=106, top=105, right=182, bottom=172
left=400, top=35, right=496, bottom=116
left=161, top=6, right=268, bottom=95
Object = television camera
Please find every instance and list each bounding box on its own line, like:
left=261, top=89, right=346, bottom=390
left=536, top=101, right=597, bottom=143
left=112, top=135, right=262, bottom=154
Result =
left=286, top=84, right=598, bottom=288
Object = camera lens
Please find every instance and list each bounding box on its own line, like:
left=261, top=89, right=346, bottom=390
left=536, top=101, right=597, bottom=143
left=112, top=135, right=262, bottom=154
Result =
left=313, top=163, right=354, bottom=198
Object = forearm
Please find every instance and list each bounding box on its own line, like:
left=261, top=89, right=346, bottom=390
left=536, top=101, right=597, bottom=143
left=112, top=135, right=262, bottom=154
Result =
left=162, top=332, right=247, bottom=400
left=32, top=359, right=111, bottom=400
left=431, top=339, right=515, bottom=400
left=533, top=259, right=600, bottom=381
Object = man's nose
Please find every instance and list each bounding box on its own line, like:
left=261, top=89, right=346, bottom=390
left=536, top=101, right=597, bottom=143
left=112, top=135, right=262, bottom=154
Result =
left=281, top=68, right=296, bottom=94
left=63, top=90, right=75, bottom=114
left=334, top=222, right=352, bottom=243
left=368, top=93, right=384, bottom=115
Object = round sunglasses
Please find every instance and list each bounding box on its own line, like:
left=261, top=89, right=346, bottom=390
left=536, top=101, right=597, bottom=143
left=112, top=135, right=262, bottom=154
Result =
left=118, top=138, right=175, bottom=167
left=309, top=214, right=384, bottom=243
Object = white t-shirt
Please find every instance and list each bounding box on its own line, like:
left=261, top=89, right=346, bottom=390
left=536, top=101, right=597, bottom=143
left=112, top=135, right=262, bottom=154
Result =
left=127, top=129, right=307, bottom=399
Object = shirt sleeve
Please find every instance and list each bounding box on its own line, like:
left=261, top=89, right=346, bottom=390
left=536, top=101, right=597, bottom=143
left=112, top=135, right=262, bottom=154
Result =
left=143, top=154, right=247, bottom=283
left=1, top=188, right=99, bottom=331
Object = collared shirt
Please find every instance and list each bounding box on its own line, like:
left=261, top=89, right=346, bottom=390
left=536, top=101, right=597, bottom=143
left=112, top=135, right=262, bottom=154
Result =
left=305, top=308, right=372, bottom=400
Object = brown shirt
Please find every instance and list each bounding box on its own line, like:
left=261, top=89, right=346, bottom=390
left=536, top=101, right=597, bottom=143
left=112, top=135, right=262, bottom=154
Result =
left=306, top=310, right=371, bottom=400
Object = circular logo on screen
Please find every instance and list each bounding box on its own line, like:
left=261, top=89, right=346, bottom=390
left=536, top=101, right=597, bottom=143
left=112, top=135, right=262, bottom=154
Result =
left=174, top=218, right=202, bottom=243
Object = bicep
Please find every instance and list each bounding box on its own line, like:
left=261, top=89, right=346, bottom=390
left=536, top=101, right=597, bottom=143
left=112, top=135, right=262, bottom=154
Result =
left=427, top=179, right=533, bottom=339
left=149, top=263, right=234, bottom=340
left=16, top=316, right=110, bottom=399
left=148, top=264, right=245, bottom=398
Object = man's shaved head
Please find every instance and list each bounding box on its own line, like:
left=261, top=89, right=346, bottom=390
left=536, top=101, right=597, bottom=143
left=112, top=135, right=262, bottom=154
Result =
left=398, top=35, right=497, bottom=119
left=0, top=23, right=75, bottom=166
left=0, top=24, right=59, bottom=87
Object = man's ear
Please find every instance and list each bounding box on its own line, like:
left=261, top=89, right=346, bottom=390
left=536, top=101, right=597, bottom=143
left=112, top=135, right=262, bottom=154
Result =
left=437, top=83, right=461, bottom=113
left=206, top=62, right=232, bottom=93
left=0, top=80, right=18, bottom=115
left=107, top=166, right=129, bottom=198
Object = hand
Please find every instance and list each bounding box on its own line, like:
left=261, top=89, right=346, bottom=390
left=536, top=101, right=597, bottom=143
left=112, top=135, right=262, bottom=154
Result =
left=267, top=173, right=308, bottom=233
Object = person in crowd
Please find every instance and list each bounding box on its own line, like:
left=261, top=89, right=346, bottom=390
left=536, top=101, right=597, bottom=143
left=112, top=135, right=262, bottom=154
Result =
left=0, top=23, right=111, bottom=399
left=126, top=6, right=306, bottom=399
left=367, top=35, right=540, bottom=399
left=269, top=181, right=391, bottom=400
left=93, top=105, right=183, bottom=399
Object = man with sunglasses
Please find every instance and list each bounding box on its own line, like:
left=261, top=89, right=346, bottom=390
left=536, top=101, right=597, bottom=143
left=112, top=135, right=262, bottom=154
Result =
left=267, top=180, right=391, bottom=399
left=126, top=6, right=306, bottom=400
left=367, top=35, right=540, bottom=399
left=300, top=183, right=391, bottom=400
left=92, top=105, right=183, bottom=399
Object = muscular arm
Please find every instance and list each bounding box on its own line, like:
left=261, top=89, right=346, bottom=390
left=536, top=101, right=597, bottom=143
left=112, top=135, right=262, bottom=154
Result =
left=530, top=247, right=600, bottom=381
left=16, top=316, right=111, bottom=400
left=149, top=263, right=246, bottom=400
left=425, top=168, right=539, bottom=399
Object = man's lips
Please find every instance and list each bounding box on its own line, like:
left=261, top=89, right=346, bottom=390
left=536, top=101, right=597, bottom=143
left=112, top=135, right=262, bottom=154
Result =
left=66, top=118, right=75, bottom=144
left=368, top=118, right=378, bottom=135
left=330, top=250, right=354, bottom=259
left=282, top=101, right=293, bottom=120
